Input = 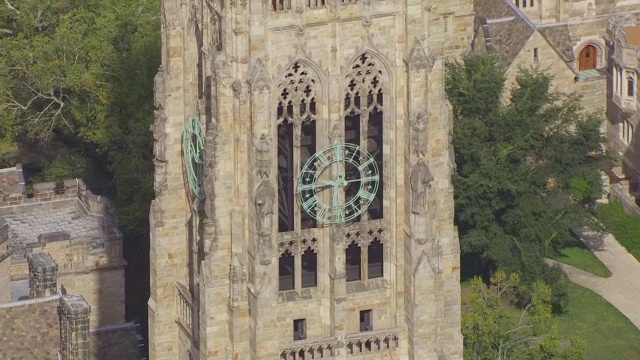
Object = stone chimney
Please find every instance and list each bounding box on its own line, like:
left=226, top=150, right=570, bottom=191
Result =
left=58, top=294, right=91, bottom=360
left=27, top=252, right=58, bottom=298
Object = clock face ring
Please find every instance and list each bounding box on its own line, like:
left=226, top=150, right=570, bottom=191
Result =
left=297, top=143, right=380, bottom=225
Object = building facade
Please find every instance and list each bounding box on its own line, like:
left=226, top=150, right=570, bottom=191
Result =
left=606, top=14, right=640, bottom=201
left=0, top=165, right=142, bottom=360
left=149, top=0, right=473, bottom=359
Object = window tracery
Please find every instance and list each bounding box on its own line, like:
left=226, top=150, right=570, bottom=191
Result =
left=344, top=53, right=385, bottom=222
left=277, top=62, right=319, bottom=233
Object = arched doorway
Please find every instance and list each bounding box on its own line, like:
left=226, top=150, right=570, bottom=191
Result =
left=579, top=45, right=597, bottom=71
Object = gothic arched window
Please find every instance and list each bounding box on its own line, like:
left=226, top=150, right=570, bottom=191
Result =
left=344, top=53, right=384, bottom=222
left=277, top=62, right=319, bottom=233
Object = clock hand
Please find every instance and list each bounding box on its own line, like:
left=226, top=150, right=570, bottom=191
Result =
left=344, top=176, right=377, bottom=184
left=317, top=180, right=336, bottom=189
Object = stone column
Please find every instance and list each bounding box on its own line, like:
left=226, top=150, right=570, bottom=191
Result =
left=58, top=294, right=91, bottom=360
left=27, top=252, right=59, bottom=298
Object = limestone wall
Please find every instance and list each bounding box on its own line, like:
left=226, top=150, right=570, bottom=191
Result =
left=152, top=0, right=472, bottom=359
left=0, top=253, right=10, bottom=304
left=0, top=219, right=10, bottom=304
left=58, top=267, right=126, bottom=328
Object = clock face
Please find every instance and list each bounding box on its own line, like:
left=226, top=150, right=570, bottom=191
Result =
left=298, top=143, right=380, bottom=225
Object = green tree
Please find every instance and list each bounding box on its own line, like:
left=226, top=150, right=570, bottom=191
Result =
left=446, top=54, right=610, bottom=311
left=463, top=271, right=585, bottom=360
left=0, top=0, right=159, bottom=234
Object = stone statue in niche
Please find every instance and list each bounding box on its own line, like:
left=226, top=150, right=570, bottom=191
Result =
left=329, top=122, right=343, bottom=145
left=230, top=254, right=247, bottom=307
left=412, top=110, right=428, bottom=157
left=410, top=158, right=433, bottom=215
left=151, top=109, right=168, bottom=197
left=253, top=133, right=271, bottom=179
left=232, top=79, right=244, bottom=100
left=255, top=179, right=276, bottom=265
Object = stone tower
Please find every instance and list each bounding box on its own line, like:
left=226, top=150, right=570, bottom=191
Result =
left=149, top=0, right=473, bottom=359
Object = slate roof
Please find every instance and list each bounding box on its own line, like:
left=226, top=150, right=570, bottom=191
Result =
left=0, top=296, right=60, bottom=360
left=538, top=24, right=576, bottom=62
left=474, top=0, right=535, bottom=68
left=474, top=0, right=578, bottom=71
left=90, top=323, right=142, bottom=360
left=1, top=200, right=105, bottom=247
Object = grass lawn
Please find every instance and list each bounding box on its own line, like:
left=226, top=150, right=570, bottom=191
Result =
left=462, top=280, right=640, bottom=359
left=554, top=283, right=640, bottom=360
left=596, top=201, right=640, bottom=262
left=550, top=245, right=612, bottom=278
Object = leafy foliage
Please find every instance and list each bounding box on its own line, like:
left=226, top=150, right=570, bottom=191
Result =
left=0, top=0, right=159, bottom=235
left=463, top=271, right=585, bottom=360
left=446, top=54, right=610, bottom=311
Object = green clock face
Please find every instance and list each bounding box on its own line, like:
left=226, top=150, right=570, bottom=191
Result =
left=298, top=143, right=380, bottom=225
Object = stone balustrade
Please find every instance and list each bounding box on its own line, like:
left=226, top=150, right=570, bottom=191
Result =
left=175, top=282, right=194, bottom=338
left=279, top=336, right=335, bottom=360
left=278, top=327, right=401, bottom=359
left=344, top=327, right=401, bottom=355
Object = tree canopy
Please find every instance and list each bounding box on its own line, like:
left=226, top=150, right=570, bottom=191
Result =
left=0, top=0, right=159, bottom=237
left=463, top=271, right=585, bottom=360
left=446, top=54, right=610, bottom=311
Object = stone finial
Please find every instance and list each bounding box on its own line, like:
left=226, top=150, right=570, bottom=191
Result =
left=58, top=294, right=91, bottom=360
left=27, top=252, right=59, bottom=298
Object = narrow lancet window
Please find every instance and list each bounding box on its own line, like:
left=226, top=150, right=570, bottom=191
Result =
left=344, top=53, right=385, bottom=222
left=276, top=62, right=319, bottom=232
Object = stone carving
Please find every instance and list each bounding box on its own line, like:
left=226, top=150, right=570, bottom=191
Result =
left=255, top=179, right=276, bottom=265
left=410, top=159, right=433, bottom=215
left=253, top=133, right=271, bottom=179
left=294, top=26, right=306, bottom=54
left=329, top=122, right=343, bottom=144
left=153, top=66, right=165, bottom=109
left=249, top=58, right=271, bottom=90
left=230, top=254, right=247, bottom=307
left=232, top=79, right=245, bottom=99
left=408, top=38, right=436, bottom=71
left=213, top=50, right=231, bottom=78
left=151, top=109, right=168, bottom=197
left=411, top=110, right=428, bottom=157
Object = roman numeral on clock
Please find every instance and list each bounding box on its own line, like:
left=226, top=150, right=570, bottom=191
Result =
left=358, top=189, right=376, bottom=202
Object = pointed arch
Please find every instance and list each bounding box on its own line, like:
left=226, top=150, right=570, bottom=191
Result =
left=342, top=50, right=390, bottom=222
left=274, top=59, right=324, bottom=233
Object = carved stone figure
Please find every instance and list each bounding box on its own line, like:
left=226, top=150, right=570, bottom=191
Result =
left=152, top=109, right=168, bottom=197
left=153, top=67, right=165, bottom=109
left=255, top=179, right=276, bottom=265
left=412, top=110, right=428, bottom=157
left=232, top=80, right=244, bottom=99
left=253, top=133, right=271, bottom=179
left=329, top=122, right=343, bottom=144
left=410, top=159, right=433, bottom=215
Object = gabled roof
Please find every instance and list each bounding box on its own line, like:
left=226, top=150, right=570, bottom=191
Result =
left=538, top=24, right=576, bottom=62
left=474, top=0, right=535, bottom=69
left=474, top=0, right=578, bottom=73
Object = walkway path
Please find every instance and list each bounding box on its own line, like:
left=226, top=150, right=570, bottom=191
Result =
left=547, top=229, right=640, bottom=330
